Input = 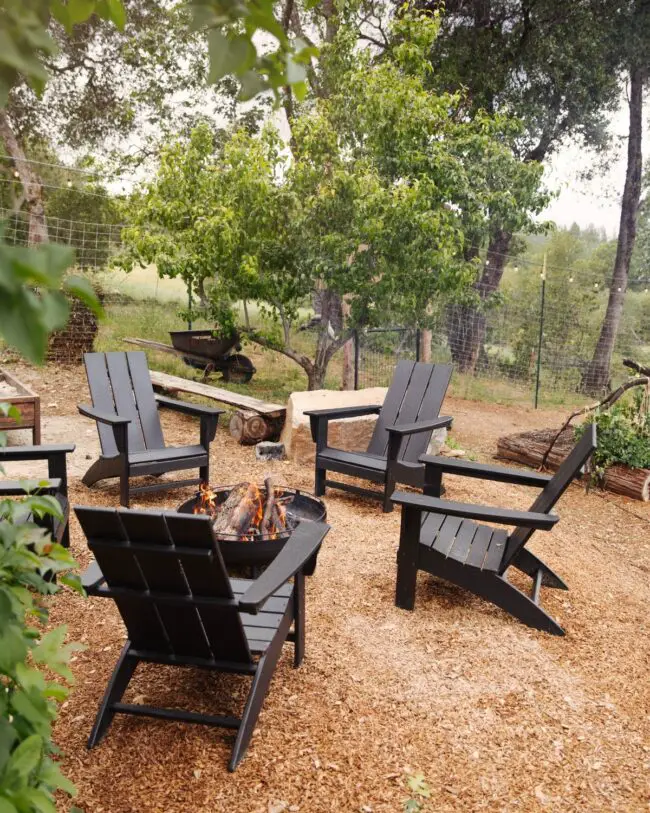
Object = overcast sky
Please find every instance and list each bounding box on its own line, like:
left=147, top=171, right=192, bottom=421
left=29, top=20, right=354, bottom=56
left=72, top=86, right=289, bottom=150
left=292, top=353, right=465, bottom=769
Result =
left=541, top=93, right=646, bottom=237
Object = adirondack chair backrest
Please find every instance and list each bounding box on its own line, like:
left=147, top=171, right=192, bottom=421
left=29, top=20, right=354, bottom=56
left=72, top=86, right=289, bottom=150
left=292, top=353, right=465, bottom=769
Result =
left=75, top=506, right=253, bottom=664
left=500, top=424, right=597, bottom=572
left=367, top=361, right=453, bottom=464
left=84, top=351, right=165, bottom=457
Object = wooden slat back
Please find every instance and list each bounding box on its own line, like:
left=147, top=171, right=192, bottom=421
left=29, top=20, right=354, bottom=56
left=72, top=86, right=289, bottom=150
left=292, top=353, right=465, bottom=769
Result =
left=500, top=424, right=597, bottom=572
left=75, top=507, right=252, bottom=665
left=163, top=512, right=251, bottom=663
left=125, top=352, right=165, bottom=450
left=105, top=352, right=146, bottom=452
left=367, top=362, right=452, bottom=460
left=401, top=364, right=453, bottom=463
left=75, top=506, right=169, bottom=651
left=84, top=353, right=119, bottom=457
left=118, top=510, right=212, bottom=659
left=367, top=361, right=416, bottom=456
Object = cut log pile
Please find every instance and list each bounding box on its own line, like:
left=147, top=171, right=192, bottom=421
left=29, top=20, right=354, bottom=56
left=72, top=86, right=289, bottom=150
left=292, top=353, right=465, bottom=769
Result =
left=496, top=428, right=650, bottom=502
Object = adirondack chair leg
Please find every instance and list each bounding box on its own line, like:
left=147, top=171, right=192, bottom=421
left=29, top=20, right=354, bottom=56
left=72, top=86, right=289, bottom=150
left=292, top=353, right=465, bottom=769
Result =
left=314, top=466, right=326, bottom=497
left=88, top=643, right=139, bottom=749
left=82, top=457, right=118, bottom=487
left=293, top=571, right=305, bottom=668
left=394, top=505, right=421, bottom=611
left=511, top=548, right=568, bottom=590
left=119, top=464, right=130, bottom=508
left=471, top=573, right=565, bottom=636
left=382, top=477, right=395, bottom=513
left=229, top=631, right=289, bottom=770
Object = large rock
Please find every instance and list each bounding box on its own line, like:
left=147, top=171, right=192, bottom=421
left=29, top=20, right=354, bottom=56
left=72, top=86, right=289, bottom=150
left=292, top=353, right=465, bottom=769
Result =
left=281, top=388, right=388, bottom=464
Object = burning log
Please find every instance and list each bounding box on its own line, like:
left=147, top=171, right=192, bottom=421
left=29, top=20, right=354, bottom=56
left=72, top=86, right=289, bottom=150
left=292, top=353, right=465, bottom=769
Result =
left=194, top=480, right=290, bottom=539
left=211, top=482, right=264, bottom=537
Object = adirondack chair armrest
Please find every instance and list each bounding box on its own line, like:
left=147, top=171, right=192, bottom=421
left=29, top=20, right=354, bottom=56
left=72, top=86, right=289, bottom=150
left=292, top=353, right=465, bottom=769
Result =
left=0, top=445, right=74, bottom=490
left=0, top=444, right=75, bottom=460
left=391, top=491, right=559, bottom=529
left=304, top=405, right=382, bottom=419
left=0, top=478, right=63, bottom=496
left=80, top=559, right=106, bottom=593
left=238, top=521, right=331, bottom=614
left=418, top=455, right=552, bottom=487
left=155, top=395, right=225, bottom=419
left=387, top=415, right=454, bottom=437
left=78, top=404, right=131, bottom=427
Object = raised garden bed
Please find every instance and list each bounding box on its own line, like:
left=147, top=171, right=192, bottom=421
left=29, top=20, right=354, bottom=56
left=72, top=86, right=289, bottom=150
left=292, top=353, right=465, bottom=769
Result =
left=0, top=368, right=41, bottom=444
left=497, top=427, right=650, bottom=501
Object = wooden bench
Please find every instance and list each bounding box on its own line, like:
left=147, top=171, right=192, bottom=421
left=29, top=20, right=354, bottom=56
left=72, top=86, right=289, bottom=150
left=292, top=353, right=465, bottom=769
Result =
left=148, top=370, right=286, bottom=445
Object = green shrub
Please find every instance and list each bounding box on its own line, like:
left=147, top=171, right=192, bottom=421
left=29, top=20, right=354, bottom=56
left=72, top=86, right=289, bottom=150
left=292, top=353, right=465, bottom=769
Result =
left=576, top=389, right=650, bottom=477
left=0, top=408, right=83, bottom=813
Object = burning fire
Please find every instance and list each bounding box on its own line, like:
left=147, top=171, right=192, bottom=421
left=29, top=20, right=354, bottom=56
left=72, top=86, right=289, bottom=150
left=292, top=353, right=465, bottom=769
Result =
left=194, top=481, right=289, bottom=541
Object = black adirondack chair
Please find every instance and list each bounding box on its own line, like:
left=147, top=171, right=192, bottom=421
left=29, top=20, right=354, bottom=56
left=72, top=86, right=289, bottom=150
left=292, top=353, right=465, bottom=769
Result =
left=75, top=506, right=329, bottom=771
left=392, top=424, right=597, bottom=635
left=79, top=351, right=224, bottom=507
left=304, top=361, right=453, bottom=512
left=0, top=444, right=74, bottom=547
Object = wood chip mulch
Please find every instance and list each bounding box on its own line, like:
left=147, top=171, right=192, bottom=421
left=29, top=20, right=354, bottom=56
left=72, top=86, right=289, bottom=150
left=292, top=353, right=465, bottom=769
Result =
left=4, top=363, right=649, bottom=813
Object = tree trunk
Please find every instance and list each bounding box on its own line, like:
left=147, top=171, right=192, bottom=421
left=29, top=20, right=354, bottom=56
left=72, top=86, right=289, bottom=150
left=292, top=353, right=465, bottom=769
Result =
left=341, top=337, right=354, bottom=389
left=445, top=229, right=511, bottom=372
left=419, top=328, right=432, bottom=363
left=581, top=66, right=645, bottom=395
left=0, top=111, right=48, bottom=245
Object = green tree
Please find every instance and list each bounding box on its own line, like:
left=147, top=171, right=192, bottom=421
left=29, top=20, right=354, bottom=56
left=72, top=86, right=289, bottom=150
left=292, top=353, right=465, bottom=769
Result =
left=418, top=0, right=623, bottom=372
left=120, top=12, right=548, bottom=389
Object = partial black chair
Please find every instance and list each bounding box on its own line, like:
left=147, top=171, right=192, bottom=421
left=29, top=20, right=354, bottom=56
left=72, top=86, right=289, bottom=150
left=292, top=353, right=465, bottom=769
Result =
left=392, top=424, right=597, bottom=635
left=304, top=361, right=453, bottom=512
left=78, top=351, right=224, bottom=507
left=75, top=506, right=330, bottom=771
left=0, top=444, right=74, bottom=547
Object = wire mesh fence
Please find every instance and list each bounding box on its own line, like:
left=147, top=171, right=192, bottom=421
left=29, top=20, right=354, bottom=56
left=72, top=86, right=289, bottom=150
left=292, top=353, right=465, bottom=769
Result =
left=353, top=265, right=650, bottom=406
left=0, top=207, right=123, bottom=270
left=3, top=194, right=650, bottom=407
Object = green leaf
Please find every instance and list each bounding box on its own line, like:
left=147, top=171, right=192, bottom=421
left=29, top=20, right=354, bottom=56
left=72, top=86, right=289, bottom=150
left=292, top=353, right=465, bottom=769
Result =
left=40, top=759, right=77, bottom=796
left=68, top=0, right=96, bottom=26
left=5, top=734, right=43, bottom=785
left=63, top=275, right=103, bottom=317
left=0, top=798, right=19, bottom=813
left=0, top=624, right=29, bottom=672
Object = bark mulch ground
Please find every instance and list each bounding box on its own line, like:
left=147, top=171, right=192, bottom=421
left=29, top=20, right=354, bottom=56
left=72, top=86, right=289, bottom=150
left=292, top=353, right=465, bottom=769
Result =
left=3, top=362, right=649, bottom=813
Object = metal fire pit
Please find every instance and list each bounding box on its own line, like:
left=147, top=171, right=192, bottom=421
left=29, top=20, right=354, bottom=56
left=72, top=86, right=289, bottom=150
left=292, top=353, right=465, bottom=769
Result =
left=177, top=485, right=327, bottom=575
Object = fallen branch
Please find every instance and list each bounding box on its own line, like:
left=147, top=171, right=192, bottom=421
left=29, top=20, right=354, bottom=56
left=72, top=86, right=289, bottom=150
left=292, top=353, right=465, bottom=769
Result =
left=540, top=369, right=649, bottom=470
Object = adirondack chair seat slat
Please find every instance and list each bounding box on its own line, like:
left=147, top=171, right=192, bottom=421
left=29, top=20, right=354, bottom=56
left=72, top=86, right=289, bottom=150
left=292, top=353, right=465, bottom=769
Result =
left=79, top=352, right=224, bottom=506
left=308, top=361, right=453, bottom=512
left=393, top=424, right=597, bottom=635
left=74, top=506, right=329, bottom=771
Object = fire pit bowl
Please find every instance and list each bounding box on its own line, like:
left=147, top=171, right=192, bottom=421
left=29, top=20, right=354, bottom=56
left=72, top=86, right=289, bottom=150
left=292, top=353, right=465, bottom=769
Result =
left=177, top=485, right=327, bottom=576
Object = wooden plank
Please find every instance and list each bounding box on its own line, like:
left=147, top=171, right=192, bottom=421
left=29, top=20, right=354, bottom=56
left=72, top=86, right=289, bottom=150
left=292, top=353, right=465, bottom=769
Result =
left=431, top=515, right=462, bottom=557
left=465, top=525, right=493, bottom=569
left=482, top=528, right=508, bottom=572
left=367, top=360, right=415, bottom=457
left=447, top=519, right=477, bottom=564
left=125, top=352, right=166, bottom=451
left=105, top=352, right=146, bottom=452
left=148, top=370, right=285, bottom=417
left=402, top=364, right=452, bottom=463
left=84, top=353, right=120, bottom=457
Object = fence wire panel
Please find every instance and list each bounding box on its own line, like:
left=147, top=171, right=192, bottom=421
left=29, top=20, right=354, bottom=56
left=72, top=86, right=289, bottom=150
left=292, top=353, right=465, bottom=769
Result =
left=0, top=208, right=123, bottom=269
left=352, top=266, right=650, bottom=406
left=355, top=328, right=420, bottom=389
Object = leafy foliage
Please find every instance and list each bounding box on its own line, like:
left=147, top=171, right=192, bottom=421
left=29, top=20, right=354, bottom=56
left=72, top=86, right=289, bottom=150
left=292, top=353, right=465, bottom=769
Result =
left=577, top=390, right=650, bottom=476
left=0, top=411, right=84, bottom=812
left=119, top=11, right=547, bottom=389
left=403, top=772, right=432, bottom=812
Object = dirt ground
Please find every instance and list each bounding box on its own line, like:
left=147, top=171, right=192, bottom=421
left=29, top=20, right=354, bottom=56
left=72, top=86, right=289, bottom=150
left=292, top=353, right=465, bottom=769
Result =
left=3, top=362, right=650, bottom=813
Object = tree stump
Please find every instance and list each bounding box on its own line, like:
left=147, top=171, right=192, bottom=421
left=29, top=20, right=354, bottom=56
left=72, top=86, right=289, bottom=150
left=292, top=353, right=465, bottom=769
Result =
left=229, top=409, right=283, bottom=445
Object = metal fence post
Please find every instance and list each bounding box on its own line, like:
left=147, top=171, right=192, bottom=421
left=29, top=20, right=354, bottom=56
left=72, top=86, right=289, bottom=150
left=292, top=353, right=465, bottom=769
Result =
left=353, top=329, right=360, bottom=390
left=533, top=255, right=547, bottom=409
left=415, top=328, right=421, bottom=362
left=187, top=282, right=193, bottom=330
